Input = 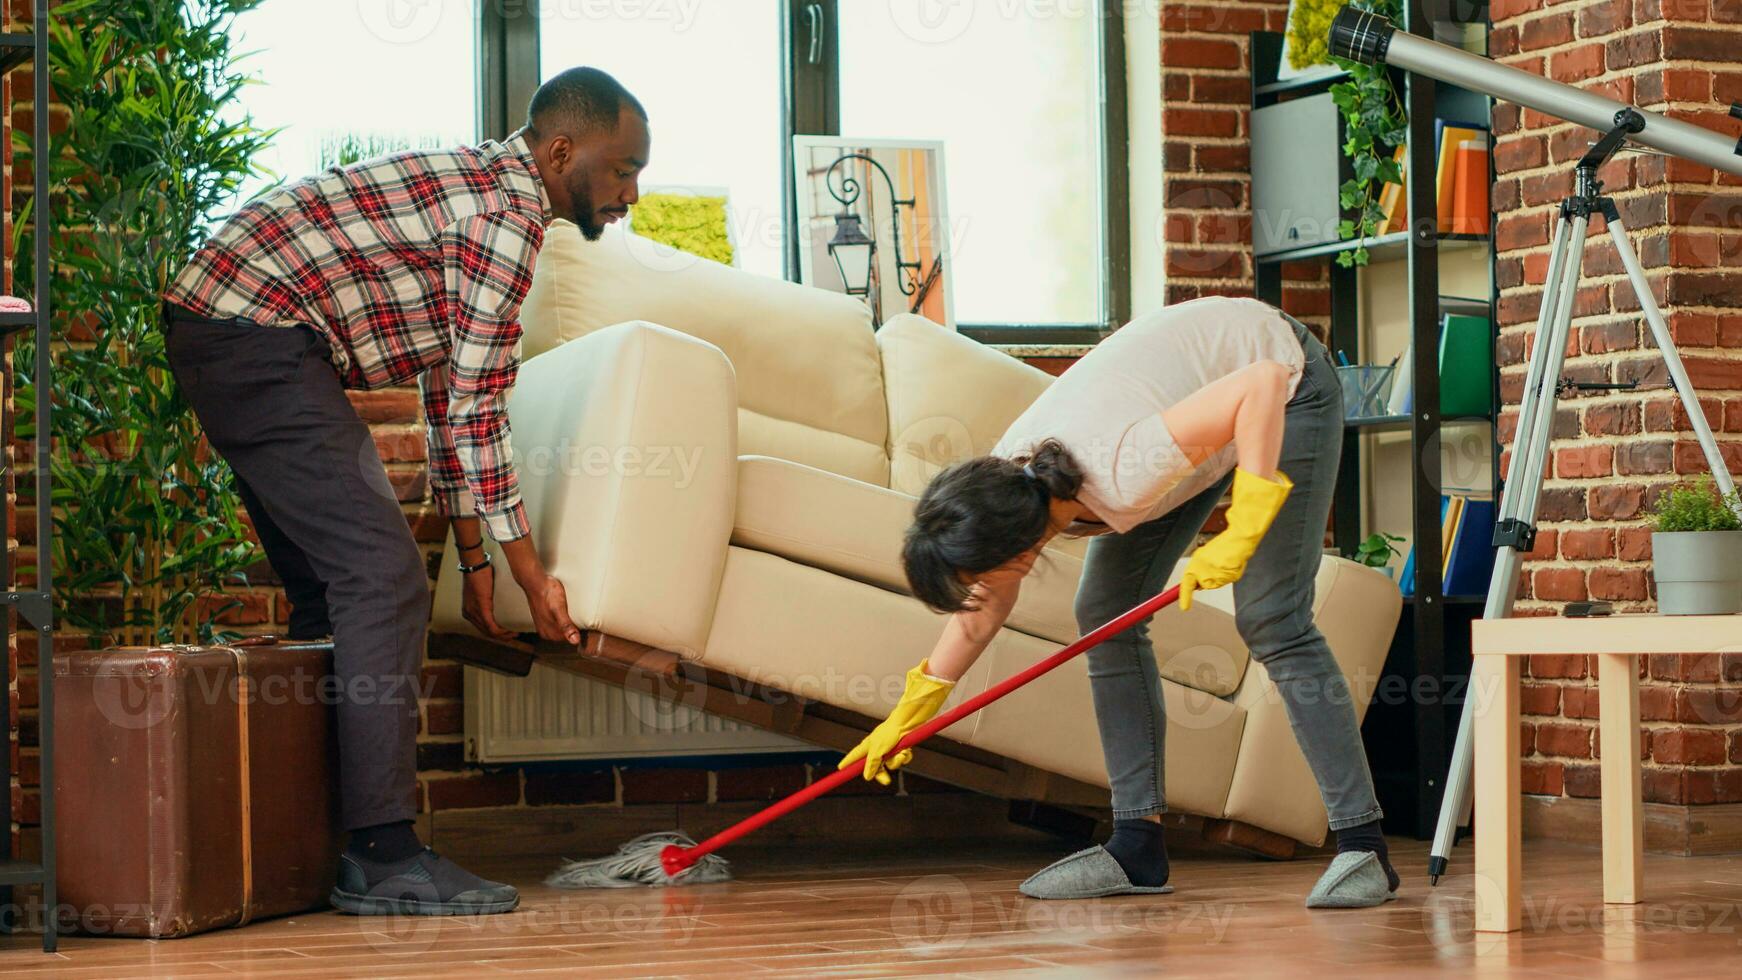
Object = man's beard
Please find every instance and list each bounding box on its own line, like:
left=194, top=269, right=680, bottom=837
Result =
left=570, top=179, right=605, bottom=241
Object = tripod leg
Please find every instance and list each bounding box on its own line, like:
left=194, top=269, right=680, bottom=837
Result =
left=1428, top=211, right=1591, bottom=883
left=1603, top=207, right=1740, bottom=500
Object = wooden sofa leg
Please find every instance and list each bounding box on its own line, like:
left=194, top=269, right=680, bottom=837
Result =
left=1200, top=818, right=1299, bottom=860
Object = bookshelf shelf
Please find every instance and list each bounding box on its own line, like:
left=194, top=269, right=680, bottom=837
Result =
left=1251, top=7, right=1499, bottom=841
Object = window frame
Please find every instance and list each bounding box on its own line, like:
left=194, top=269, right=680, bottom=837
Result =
left=478, top=1, right=1129, bottom=339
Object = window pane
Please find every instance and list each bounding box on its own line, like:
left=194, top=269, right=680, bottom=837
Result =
left=540, top=5, right=785, bottom=278
left=840, top=3, right=1103, bottom=325
left=226, top=1, right=478, bottom=212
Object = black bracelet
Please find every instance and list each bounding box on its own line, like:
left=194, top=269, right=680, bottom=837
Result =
left=455, top=535, right=484, bottom=552
left=457, top=551, right=492, bottom=575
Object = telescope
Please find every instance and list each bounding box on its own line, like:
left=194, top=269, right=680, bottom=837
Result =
left=1330, top=7, right=1742, bottom=177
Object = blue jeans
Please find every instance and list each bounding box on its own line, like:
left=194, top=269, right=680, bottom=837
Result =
left=1074, top=317, right=1383, bottom=831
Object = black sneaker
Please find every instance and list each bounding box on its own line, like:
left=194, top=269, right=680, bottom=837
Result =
left=330, top=848, right=520, bottom=915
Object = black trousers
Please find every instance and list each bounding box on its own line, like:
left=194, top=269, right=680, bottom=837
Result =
left=163, top=304, right=425, bottom=832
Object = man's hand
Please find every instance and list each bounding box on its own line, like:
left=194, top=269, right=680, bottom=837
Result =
left=521, top=573, right=582, bottom=646
left=461, top=563, right=515, bottom=640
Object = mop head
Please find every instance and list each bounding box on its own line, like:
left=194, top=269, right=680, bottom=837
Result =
left=546, top=831, right=733, bottom=889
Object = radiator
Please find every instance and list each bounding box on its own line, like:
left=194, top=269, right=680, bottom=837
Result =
left=465, top=663, right=810, bottom=763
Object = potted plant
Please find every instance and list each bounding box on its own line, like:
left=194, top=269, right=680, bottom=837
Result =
left=1648, top=477, right=1742, bottom=615
left=1354, top=532, right=1406, bottom=578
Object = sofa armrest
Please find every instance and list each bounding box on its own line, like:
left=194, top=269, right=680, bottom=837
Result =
left=431, top=320, right=739, bottom=659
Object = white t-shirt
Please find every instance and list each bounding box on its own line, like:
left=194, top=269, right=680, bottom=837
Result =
left=993, top=296, right=1306, bottom=533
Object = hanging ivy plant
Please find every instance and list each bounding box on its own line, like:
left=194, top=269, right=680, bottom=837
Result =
left=1286, top=0, right=1407, bottom=267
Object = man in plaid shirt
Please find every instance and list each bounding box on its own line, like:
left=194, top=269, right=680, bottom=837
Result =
left=162, top=68, right=650, bottom=916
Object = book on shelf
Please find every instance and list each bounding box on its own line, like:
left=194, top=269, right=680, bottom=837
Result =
left=1449, top=132, right=1492, bottom=235
left=1398, top=493, right=1498, bottom=598
left=1433, top=120, right=1489, bottom=234
left=1376, top=143, right=1409, bottom=236
left=1388, top=312, right=1494, bottom=417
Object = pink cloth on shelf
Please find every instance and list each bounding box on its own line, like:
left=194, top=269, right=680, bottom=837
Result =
left=0, top=296, right=30, bottom=312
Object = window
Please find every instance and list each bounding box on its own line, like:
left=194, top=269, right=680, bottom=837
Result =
left=224, top=0, right=479, bottom=212
left=837, top=4, right=1106, bottom=326
left=539, top=4, right=787, bottom=278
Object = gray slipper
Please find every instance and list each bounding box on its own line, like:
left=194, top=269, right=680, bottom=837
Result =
left=1305, top=851, right=1398, bottom=909
left=1017, top=845, right=1174, bottom=900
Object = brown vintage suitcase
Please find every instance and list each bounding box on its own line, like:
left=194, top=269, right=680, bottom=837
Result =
left=53, top=637, right=343, bottom=938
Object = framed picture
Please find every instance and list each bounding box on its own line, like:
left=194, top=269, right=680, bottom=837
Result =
left=625, top=183, right=739, bottom=268
left=792, top=136, right=954, bottom=330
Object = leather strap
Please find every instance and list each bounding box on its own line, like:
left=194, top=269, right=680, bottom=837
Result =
left=230, top=646, right=255, bottom=926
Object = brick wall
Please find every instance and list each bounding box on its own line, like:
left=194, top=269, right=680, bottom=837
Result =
left=1158, top=1, right=1333, bottom=331
left=1489, top=0, right=1742, bottom=806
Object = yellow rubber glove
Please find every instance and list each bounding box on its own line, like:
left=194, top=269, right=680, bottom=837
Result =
left=1180, top=468, right=1294, bottom=612
left=838, top=660, right=955, bottom=785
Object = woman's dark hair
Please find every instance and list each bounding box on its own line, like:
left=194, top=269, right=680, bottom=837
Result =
left=903, top=438, right=1084, bottom=614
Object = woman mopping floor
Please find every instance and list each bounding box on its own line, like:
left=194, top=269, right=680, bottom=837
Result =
left=841, top=295, right=1398, bottom=909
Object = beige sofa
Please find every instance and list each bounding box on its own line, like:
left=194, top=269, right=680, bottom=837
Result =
left=429, top=222, right=1402, bottom=848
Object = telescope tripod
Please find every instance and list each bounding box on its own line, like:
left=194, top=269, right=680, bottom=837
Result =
left=1428, top=111, right=1741, bottom=882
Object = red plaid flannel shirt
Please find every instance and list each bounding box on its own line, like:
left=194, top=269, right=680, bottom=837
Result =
left=165, top=132, right=552, bottom=542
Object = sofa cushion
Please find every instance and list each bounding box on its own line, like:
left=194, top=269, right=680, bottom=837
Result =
left=521, top=221, right=891, bottom=486
left=701, top=546, right=1246, bottom=821
left=731, top=455, right=1083, bottom=645
left=877, top=314, right=1054, bottom=498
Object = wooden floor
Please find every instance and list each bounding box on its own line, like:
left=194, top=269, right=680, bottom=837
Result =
left=3, top=836, right=1741, bottom=978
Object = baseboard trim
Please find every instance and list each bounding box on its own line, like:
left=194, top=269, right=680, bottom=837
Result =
left=1522, top=795, right=1742, bottom=856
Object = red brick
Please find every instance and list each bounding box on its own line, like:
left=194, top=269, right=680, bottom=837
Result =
left=1535, top=722, right=1594, bottom=759
left=1160, top=38, right=1242, bottom=70
left=1641, top=684, right=1678, bottom=722
left=1615, top=440, right=1673, bottom=475
left=1564, top=763, right=1601, bottom=798
left=1521, top=760, right=1565, bottom=795
left=1562, top=685, right=1601, bottom=720
left=1579, top=0, right=1632, bottom=35
left=1521, top=682, right=1562, bottom=716
left=1588, top=568, right=1650, bottom=601
left=525, top=769, right=616, bottom=806
left=1617, top=526, right=1654, bottom=561
left=1495, top=134, right=1547, bottom=173
left=1533, top=568, right=1587, bottom=602
left=1662, top=25, right=1738, bottom=60
left=1730, top=730, right=1742, bottom=764
left=1496, top=213, right=1550, bottom=252
left=1558, top=528, right=1615, bottom=560
left=715, top=765, right=808, bottom=803
left=620, top=767, right=708, bottom=805
left=1643, top=767, right=1684, bottom=805
left=427, top=771, right=520, bottom=810
left=1549, top=43, right=1606, bottom=82
left=1678, top=689, right=1742, bottom=725
left=1606, top=31, right=1661, bottom=69
left=1588, top=484, right=1645, bottom=520
left=1683, top=769, right=1742, bottom=805
left=373, top=428, right=425, bottom=464
left=348, top=388, right=421, bottom=424
left=1556, top=444, right=1613, bottom=478
left=1530, top=653, right=1590, bottom=680
left=425, top=700, right=462, bottom=735
left=1585, top=402, right=1641, bottom=436
left=1651, top=728, right=1728, bottom=765
left=1191, top=76, right=1251, bottom=107
left=1521, top=15, right=1574, bottom=49
left=421, top=662, right=463, bottom=700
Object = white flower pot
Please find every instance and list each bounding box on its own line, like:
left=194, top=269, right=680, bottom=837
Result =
left=1651, top=530, right=1742, bottom=615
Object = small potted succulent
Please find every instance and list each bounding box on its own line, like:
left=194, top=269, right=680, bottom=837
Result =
left=1649, top=477, right=1742, bottom=615
left=1354, top=532, right=1406, bottom=579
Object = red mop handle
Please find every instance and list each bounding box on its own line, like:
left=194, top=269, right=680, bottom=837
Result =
left=660, top=584, right=1183, bottom=876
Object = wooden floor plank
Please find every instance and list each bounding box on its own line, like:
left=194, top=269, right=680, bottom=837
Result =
left=3, top=837, right=1742, bottom=977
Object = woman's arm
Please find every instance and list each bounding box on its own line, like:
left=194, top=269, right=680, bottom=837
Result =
left=1160, top=359, right=1292, bottom=478
left=924, top=548, right=1038, bottom=681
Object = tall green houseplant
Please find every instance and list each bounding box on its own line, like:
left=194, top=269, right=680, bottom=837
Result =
left=15, top=0, right=275, bottom=645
